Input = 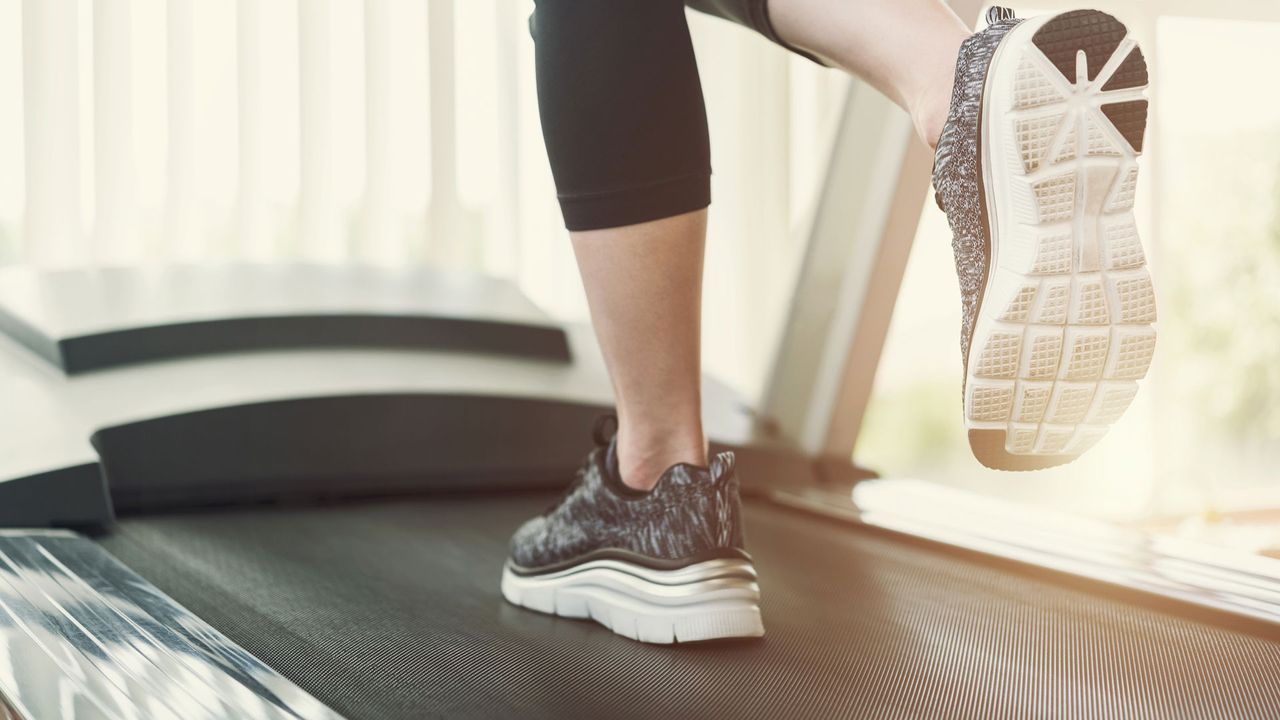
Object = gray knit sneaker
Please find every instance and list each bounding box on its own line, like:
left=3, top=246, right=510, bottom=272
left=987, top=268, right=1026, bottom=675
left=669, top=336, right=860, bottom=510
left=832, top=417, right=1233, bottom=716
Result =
left=932, top=7, right=1156, bottom=471
left=501, top=419, right=763, bottom=644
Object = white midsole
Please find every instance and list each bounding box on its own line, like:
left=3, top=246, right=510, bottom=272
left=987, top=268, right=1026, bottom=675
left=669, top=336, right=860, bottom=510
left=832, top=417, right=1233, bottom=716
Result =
left=980, top=14, right=1058, bottom=302
left=501, top=558, right=764, bottom=643
left=510, top=556, right=757, bottom=586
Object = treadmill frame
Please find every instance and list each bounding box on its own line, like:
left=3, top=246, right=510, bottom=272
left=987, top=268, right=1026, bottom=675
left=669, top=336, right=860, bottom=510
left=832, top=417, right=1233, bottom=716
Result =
left=0, top=530, right=347, bottom=720
left=758, top=0, right=985, bottom=464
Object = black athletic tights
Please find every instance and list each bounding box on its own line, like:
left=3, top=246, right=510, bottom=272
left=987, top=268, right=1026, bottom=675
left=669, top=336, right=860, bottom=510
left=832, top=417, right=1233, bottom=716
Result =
left=531, top=0, right=818, bottom=231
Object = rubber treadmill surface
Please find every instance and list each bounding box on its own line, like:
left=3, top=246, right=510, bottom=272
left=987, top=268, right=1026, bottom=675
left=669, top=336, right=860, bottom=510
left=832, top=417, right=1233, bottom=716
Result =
left=98, top=494, right=1280, bottom=720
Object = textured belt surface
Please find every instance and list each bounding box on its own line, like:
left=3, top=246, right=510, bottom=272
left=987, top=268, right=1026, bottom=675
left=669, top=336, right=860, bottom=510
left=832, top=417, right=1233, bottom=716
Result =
left=99, top=496, right=1280, bottom=720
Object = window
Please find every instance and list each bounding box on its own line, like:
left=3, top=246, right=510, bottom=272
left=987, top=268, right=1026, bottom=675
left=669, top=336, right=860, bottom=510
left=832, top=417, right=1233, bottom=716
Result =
left=856, top=9, right=1280, bottom=556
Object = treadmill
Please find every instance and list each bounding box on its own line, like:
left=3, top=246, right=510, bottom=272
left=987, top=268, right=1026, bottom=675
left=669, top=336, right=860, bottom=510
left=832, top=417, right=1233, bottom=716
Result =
left=0, top=259, right=1277, bottom=720
left=2, top=85, right=1278, bottom=720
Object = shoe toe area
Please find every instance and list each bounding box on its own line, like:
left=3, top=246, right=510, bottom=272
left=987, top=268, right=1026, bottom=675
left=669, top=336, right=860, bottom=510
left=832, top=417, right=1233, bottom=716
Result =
left=508, top=515, right=548, bottom=566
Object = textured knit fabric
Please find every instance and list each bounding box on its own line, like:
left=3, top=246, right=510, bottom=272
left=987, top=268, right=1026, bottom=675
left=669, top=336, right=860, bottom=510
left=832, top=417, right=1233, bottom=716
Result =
left=931, top=11, right=1023, bottom=367
left=508, top=438, right=745, bottom=570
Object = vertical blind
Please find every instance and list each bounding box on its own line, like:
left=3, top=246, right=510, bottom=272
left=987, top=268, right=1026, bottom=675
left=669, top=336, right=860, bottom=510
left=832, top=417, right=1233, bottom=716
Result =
left=0, top=0, right=846, bottom=401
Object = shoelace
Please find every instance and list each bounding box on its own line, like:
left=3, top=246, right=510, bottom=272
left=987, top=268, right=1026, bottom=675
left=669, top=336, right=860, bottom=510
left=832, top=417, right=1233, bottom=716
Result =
left=986, top=6, right=1015, bottom=23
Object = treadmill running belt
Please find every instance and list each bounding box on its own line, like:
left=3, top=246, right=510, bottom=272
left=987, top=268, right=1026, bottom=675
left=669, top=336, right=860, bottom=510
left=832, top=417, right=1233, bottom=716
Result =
left=98, top=495, right=1280, bottom=720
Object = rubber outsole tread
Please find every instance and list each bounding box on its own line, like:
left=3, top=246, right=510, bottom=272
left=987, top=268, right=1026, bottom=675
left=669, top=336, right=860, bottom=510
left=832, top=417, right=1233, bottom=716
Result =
left=1101, top=46, right=1148, bottom=92
left=1101, top=100, right=1149, bottom=152
left=1032, top=9, right=1126, bottom=82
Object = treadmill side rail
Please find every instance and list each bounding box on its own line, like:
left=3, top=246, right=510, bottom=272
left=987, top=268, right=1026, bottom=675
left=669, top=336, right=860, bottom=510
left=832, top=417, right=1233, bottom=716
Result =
left=0, top=264, right=572, bottom=374
left=0, top=531, right=347, bottom=720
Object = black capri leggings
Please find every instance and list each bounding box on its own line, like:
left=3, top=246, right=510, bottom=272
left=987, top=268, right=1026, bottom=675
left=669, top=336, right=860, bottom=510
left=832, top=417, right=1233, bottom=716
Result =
left=530, top=0, right=819, bottom=231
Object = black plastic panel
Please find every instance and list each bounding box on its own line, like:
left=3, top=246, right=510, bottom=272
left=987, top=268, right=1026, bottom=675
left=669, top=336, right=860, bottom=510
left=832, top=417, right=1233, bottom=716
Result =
left=0, top=264, right=570, bottom=373
left=0, top=464, right=113, bottom=528
left=48, top=314, right=569, bottom=373
left=92, top=394, right=613, bottom=511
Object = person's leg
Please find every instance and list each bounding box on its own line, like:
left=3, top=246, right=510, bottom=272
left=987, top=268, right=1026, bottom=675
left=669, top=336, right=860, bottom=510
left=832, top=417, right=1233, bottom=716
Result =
left=530, top=0, right=710, bottom=491
left=571, top=213, right=709, bottom=492
left=532, top=0, right=968, bottom=492
left=689, top=0, right=970, bottom=148
left=512, top=4, right=760, bottom=643
left=768, top=0, right=970, bottom=147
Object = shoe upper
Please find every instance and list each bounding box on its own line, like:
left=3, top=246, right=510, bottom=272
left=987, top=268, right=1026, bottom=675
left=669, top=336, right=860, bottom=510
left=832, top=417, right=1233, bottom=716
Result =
left=508, top=435, right=745, bottom=570
left=931, top=9, right=1023, bottom=368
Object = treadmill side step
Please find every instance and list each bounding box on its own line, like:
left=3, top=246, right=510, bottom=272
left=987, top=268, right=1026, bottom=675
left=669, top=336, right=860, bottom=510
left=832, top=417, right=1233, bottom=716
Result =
left=0, top=464, right=113, bottom=529
left=0, top=531, right=346, bottom=720
left=91, top=394, right=612, bottom=511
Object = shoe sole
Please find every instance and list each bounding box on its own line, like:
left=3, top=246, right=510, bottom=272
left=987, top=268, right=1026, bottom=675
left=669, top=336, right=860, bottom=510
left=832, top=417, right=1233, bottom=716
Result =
left=501, top=557, right=764, bottom=644
left=967, top=9, right=1155, bottom=471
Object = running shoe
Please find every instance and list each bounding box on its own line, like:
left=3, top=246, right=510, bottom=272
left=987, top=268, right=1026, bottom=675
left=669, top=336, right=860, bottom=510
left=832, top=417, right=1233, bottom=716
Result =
left=501, top=418, right=763, bottom=644
left=932, top=7, right=1156, bottom=471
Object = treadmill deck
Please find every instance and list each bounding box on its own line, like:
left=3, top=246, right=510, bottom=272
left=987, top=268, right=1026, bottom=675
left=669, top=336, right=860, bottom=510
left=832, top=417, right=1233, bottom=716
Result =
left=99, top=494, right=1280, bottom=720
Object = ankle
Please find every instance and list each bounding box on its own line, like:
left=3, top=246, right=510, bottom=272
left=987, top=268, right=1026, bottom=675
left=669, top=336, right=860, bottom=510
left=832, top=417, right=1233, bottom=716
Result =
left=615, top=431, right=707, bottom=492
left=910, top=33, right=967, bottom=150
left=911, top=83, right=952, bottom=150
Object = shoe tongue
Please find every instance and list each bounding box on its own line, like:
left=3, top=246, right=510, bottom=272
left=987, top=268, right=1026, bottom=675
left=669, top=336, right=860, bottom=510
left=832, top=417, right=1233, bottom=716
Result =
left=604, top=437, right=622, bottom=484
left=710, top=451, right=736, bottom=484
left=986, top=6, right=1015, bottom=24
left=600, top=437, right=650, bottom=497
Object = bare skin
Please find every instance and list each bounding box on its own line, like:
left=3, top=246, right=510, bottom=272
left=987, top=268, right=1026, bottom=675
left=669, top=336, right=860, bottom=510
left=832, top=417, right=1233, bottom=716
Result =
left=572, top=210, right=710, bottom=489
left=578, top=0, right=970, bottom=490
left=770, top=0, right=970, bottom=150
